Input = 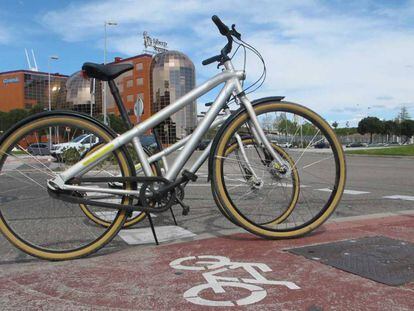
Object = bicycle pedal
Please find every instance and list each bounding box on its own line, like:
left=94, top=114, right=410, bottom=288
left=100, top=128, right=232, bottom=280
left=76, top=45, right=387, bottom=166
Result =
left=175, top=195, right=190, bottom=216
left=182, top=205, right=190, bottom=216
left=182, top=170, right=198, bottom=182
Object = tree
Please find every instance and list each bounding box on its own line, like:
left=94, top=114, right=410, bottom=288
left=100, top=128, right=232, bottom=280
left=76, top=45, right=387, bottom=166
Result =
left=398, top=106, right=411, bottom=121
left=334, top=127, right=357, bottom=136
left=96, top=114, right=129, bottom=134
left=29, top=104, right=46, bottom=115
left=301, top=122, right=319, bottom=136
left=3, top=109, right=29, bottom=131
left=357, top=117, right=383, bottom=143
left=400, top=120, right=414, bottom=143
left=332, top=121, right=338, bottom=129
left=383, top=120, right=398, bottom=141
left=277, top=119, right=297, bottom=135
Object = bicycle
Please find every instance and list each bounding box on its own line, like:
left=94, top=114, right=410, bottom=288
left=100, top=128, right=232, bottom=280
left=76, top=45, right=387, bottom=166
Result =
left=0, top=16, right=346, bottom=260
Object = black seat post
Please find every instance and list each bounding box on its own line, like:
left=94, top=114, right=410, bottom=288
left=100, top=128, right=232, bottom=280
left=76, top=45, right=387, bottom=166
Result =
left=107, top=79, right=133, bottom=129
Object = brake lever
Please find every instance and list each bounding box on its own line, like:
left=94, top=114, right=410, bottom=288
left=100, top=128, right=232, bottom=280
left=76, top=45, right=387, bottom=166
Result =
left=231, top=24, right=241, bottom=40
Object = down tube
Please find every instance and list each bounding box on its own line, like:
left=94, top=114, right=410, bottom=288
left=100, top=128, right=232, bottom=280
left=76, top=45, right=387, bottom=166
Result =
left=165, top=80, right=236, bottom=180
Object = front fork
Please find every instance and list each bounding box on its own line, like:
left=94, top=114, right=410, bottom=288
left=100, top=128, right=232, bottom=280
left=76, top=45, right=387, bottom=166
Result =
left=232, top=91, right=291, bottom=177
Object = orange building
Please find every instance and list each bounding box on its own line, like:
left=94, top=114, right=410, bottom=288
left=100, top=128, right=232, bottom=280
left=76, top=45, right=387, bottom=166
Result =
left=106, top=54, right=153, bottom=124
left=0, top=70, right=68, bottom=112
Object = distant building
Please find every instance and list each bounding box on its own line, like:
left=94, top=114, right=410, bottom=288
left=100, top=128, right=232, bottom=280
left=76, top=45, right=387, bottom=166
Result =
left=0, top=51, right=197, bottom=141
left=60, top=71, right=103, bottom=116
left=0, top=70, right=68, bottom=112
left=150, top=50, right=197, bottom=144
left=106, top=54, right=153, bottom=124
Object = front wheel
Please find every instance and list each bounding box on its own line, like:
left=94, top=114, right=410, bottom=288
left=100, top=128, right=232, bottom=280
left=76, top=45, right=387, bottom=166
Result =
left=211, top=101, right=346, bottom=238
left=211, top=138, right=300, bottom=226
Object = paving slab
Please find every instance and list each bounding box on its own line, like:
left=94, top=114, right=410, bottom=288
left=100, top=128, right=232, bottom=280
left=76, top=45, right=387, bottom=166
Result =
left=0, top=214, right=413, bottom=310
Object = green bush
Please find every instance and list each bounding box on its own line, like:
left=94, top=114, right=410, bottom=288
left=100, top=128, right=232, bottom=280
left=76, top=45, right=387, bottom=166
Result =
left=62, top=147, right=81, bottom=165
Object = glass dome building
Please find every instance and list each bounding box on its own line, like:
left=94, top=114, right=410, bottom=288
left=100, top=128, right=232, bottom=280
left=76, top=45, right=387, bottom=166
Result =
left=59, top=71, right=102, bottom=116
left=150, top=51, right=197, bottom=144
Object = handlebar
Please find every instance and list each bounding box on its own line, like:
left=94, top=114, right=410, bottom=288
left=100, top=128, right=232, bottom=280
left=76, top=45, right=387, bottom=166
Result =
left=202, top=15, right=241, bottom=66
left=212, top=15, right=230, bottom=36
left=202, top=55, right=222, bottom=66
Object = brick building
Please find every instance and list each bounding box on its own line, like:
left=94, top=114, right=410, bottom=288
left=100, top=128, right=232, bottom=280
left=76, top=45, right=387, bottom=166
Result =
left=0, top=52, right=196, bottom=142
left=0, top=70, right=68, bottom=112
left=106, top=54, right=153, bottom=124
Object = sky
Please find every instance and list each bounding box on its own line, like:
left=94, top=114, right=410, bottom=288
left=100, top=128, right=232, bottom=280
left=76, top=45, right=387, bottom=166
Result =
left=0, top=0, right=413, bottom=126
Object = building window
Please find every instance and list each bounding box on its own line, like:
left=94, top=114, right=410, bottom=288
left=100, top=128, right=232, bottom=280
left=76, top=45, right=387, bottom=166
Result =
left=136, top=78, right=144, bottom=86
left=126, top=79, right=133, bottom=88
left=136, top=63, right=143, bottom=71
left=127, top=95, right=134, bottom=102
left=25, top=103, right=33, bottom=109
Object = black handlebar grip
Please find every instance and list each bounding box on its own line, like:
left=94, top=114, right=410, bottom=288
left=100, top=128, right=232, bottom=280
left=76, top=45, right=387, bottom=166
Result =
left=212, top=15, right=230, bottom=36
left=202, top=54, right=221, bottom=66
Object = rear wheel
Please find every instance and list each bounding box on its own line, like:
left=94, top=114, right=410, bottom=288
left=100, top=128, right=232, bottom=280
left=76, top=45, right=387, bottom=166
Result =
left=78, top=144, right=160, bottom=228
left=212, top=101, right=346, bottom=238
left=0, top=112, right=134, bottom=260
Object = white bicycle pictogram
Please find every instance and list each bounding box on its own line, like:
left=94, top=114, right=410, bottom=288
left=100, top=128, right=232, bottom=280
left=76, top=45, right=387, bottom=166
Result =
left=170, top=255, right=300, bottom=307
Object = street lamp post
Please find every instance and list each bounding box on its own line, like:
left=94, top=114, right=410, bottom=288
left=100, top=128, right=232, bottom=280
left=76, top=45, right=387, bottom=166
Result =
left=48, top=55, right=59, bottom=112
left=103, top=20, right=118, bottom=125
left=48, top=55, right=59, bottom=148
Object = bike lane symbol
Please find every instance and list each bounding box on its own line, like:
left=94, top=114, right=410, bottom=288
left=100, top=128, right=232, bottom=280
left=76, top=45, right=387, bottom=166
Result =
left=170, top=255, right=300, bottom=307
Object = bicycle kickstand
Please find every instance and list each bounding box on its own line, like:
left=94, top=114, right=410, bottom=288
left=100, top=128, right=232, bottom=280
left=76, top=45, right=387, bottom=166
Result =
left=146, top=212, right=159, bottom=245
left=170, top=207, right=178, bottom=226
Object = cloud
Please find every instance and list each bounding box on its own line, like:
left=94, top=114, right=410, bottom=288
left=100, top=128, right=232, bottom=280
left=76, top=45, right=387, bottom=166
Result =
left=41, top=0, right=414, bottom=122
left=376, top=96, right=394, bottom=101
left=41, top=0, right=216, bottom=42
left=0, top=24, right=11, bottom=44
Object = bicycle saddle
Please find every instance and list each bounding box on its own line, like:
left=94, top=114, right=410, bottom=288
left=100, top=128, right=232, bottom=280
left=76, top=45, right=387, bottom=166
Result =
left=82, top=62, right=133, bottom=81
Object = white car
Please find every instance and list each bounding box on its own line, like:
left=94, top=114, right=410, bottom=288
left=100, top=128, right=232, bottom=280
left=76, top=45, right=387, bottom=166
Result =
left=50, top=134, right=99, bottom=160
left=277, top=142, right=293, bottom=148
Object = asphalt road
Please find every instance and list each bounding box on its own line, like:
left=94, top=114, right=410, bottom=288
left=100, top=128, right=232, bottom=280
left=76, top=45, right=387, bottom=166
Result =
left=0, top=151, right=413, bottom=264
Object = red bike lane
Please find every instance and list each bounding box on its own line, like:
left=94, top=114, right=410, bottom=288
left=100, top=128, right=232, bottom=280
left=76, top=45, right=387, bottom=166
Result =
left=0, top=213, right=413, bottom=310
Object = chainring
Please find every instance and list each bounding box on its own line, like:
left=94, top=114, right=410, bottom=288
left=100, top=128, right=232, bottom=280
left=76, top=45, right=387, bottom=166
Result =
left=139, top=180, right=175, bottom=212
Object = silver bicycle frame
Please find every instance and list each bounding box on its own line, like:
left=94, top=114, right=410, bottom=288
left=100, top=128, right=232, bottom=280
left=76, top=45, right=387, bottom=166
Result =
left=50, top=60, right=286, bottom=192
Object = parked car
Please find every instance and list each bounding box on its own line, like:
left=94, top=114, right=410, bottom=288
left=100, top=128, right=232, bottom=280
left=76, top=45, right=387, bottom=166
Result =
left=346, top=142, right=368, bottom=148
left=314, top=142, right=330, bottom=149
left=277, top=142, right=293, bottom=148
left=27, top=143, right=50, bottom=155
left=197, top=139, right=211, bottom=150
left=50, top=134, right=99, bottom=160
left=141, top=135, right=158, bottom=152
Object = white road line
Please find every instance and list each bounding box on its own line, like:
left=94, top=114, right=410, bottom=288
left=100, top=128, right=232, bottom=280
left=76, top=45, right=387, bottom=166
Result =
left=383, top=195, right=414, bottom=201
left=316, top=188, right=370, bottom=195
left=118, top=225, right=196, bottom=245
